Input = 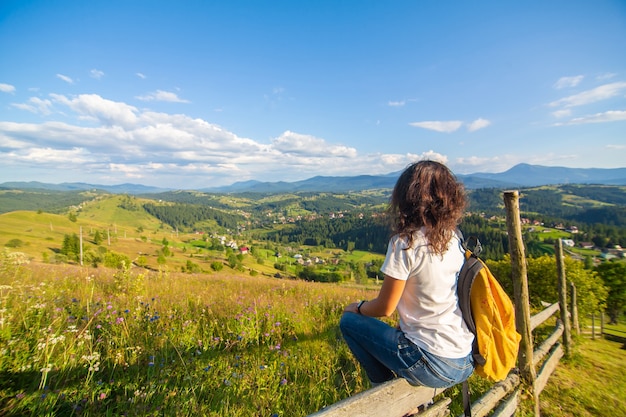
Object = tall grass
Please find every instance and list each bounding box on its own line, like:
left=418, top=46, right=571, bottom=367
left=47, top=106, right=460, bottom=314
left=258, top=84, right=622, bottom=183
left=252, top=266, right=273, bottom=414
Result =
left=0, top=251, right=376, bottom=416
left=3, top=251, right=625, bottom=416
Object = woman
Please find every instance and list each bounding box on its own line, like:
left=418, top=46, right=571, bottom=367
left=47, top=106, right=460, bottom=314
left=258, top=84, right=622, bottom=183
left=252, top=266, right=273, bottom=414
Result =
left=340, top=160, right=474, bottom=388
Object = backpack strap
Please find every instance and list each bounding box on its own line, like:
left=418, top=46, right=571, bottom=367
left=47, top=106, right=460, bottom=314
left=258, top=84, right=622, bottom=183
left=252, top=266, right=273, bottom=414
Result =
left=457, top=228, right=483, bottom=256
left=457, top=250, right=487, bottom=367
left=462, top=380, right=472, bottom=417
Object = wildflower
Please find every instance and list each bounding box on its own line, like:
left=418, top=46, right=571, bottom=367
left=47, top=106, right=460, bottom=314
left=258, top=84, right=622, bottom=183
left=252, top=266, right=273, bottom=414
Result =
left=280, top=378, right=288, bottom=385
left=116, top=317, right=124, bottom=324
left=99, top=393, right=106, bottom=400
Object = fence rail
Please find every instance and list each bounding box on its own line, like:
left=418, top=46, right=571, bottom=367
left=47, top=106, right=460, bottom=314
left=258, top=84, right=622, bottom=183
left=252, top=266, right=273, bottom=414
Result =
left=307, top=191, right=575, bottom=417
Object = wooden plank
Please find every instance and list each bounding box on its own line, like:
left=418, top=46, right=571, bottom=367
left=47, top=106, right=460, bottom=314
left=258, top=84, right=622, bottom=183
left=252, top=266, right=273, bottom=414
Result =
left=533, top=321, right=564, bottom=367
left=458, top=373, right=520, bottom=417
left=491, top=388, right=520, bottom=417
left=418, top=397, right=452, bottom=417
left=535, top=344, right=564, bottom=395
left=530, top=302, right=559, bottom=331
left=307, top=379, right=439, bottom=417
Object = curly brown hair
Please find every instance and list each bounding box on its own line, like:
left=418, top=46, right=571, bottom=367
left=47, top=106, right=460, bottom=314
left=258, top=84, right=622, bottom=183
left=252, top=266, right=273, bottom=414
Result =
left=387, top=160, right=467, bottom=254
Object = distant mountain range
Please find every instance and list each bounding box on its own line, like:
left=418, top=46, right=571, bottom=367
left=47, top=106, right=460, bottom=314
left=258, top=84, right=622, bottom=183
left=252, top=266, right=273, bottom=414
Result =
left=2, top=164, right=626, bottom=194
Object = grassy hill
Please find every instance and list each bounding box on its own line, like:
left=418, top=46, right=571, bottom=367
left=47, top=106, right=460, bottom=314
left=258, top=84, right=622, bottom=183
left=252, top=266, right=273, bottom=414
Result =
left=0, top=196, right=192, bottom=271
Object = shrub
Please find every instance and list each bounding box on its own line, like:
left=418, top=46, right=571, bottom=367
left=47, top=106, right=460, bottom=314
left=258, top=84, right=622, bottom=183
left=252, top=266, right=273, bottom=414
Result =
left=5, top=238, right=24, bottom=248
left=103, top=251, right=131, bottom=269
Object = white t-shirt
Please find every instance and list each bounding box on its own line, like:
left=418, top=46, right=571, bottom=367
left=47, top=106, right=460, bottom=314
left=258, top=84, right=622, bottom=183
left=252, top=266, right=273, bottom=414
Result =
left=380, top=229, right=474, bottom=358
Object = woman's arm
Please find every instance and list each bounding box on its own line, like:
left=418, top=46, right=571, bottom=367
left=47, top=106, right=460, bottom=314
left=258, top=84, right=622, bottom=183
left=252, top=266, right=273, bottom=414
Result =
left=344, top=275, right=406, bottom=317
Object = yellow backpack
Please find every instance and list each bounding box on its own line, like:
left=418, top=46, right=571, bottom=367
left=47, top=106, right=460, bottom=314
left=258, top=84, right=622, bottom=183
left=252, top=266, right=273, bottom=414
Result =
left=457, top=236, right=521, bottom=381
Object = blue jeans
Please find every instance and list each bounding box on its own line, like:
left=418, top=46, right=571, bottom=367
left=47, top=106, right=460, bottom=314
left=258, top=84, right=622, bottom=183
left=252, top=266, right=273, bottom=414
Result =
left=339, top=312, right=474, bottom=388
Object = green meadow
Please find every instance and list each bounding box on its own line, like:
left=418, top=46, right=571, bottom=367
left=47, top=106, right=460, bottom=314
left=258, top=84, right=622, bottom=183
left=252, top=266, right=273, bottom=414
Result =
left=2, top=254, right=625, bottom=416
left=0, top=256, right=377, bottom=416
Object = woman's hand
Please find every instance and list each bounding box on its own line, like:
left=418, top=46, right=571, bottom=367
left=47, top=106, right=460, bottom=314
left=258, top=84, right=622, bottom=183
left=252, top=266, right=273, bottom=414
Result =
left=343, top=301, right=361, bottom=314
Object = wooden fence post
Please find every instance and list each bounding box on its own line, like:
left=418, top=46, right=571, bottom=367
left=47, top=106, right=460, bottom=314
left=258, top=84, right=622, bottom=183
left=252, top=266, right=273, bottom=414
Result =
left=591, top=312, right=595, bottom=340
left=555, top=239, right=572, bottom=356
left=79, top=226, right=84, bottom=266
left=503, top=191, right=538, bottom=414
left=503, top=191, right=535, bottom=382
left=601, top=312, right=605, bottom=339
left=570, top=282, right=580, bottom=336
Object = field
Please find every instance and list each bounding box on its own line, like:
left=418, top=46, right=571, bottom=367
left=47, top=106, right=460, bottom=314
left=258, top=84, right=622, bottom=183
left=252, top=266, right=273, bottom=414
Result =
left=0, top=256, right=378, bottom=416
left=2, top=255, right=626, bottom=416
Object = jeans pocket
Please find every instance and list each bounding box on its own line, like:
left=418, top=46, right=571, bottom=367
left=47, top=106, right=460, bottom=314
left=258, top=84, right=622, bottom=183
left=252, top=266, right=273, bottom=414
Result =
left=401, top=357, right=455, bottom=388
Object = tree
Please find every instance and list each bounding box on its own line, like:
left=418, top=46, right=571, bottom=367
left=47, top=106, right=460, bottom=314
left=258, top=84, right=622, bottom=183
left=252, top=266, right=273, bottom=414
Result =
left=61, top=233, right=80, bottom=261
left=351, top=261, right=367, bottom=284
left=93, top=230, right=103, bottom=245
left=227, top=254, right=239, bottom=269
left=595, top=261, right=626, bottom=324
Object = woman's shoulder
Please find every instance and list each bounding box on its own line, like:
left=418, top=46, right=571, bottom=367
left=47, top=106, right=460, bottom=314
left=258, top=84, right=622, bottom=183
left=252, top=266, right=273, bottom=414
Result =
left=390, top=229, right=428, bottom=249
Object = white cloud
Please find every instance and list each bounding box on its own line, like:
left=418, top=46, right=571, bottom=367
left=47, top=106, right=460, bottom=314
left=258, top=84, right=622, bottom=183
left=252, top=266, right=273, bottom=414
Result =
left=551, top=109, right=572, bottom=118
left=553, top=75, right=584, bottom=89
left=272, top=131, right=357, bottom=158
left=388, top=100, right=405, bottom=107
left=90, top=69, right=105, bottom=79
left=7, top=147, right=94, bottom=165
left=596, top=73, right=616, bottom=81
left=0, top=92, right=509, bottom=187
left=136, top=72, right=146, bottom=79
left=409, top=120, right=463, bottom=133
left=0, top=93, right=434, bottom=187
left=0, top=83, right=16, bottom=94
left=467, top=118, right=491, bottom=132
left=563, top=110, right=626, bottom=125
left=109, top=163, right=144, bottom=178
left=51, top=93, right=139, bottom=127
left=11, top=97, right=53, bottom=115
left=549, top=82, right=626, bottom=108
left=135, top=90, right=190, bottom=103
left=607, top=144, right=626, bottom=150
left=56, top=74, right=74, bottom=84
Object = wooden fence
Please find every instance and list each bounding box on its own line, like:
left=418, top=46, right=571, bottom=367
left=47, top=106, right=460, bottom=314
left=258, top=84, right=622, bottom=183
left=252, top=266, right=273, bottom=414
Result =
left=308, top=191, right=576, bottom=417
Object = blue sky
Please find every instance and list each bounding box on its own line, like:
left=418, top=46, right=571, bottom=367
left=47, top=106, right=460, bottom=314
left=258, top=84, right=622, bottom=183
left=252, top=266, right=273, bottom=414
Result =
left=1, top=0, right=625, bottom=189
